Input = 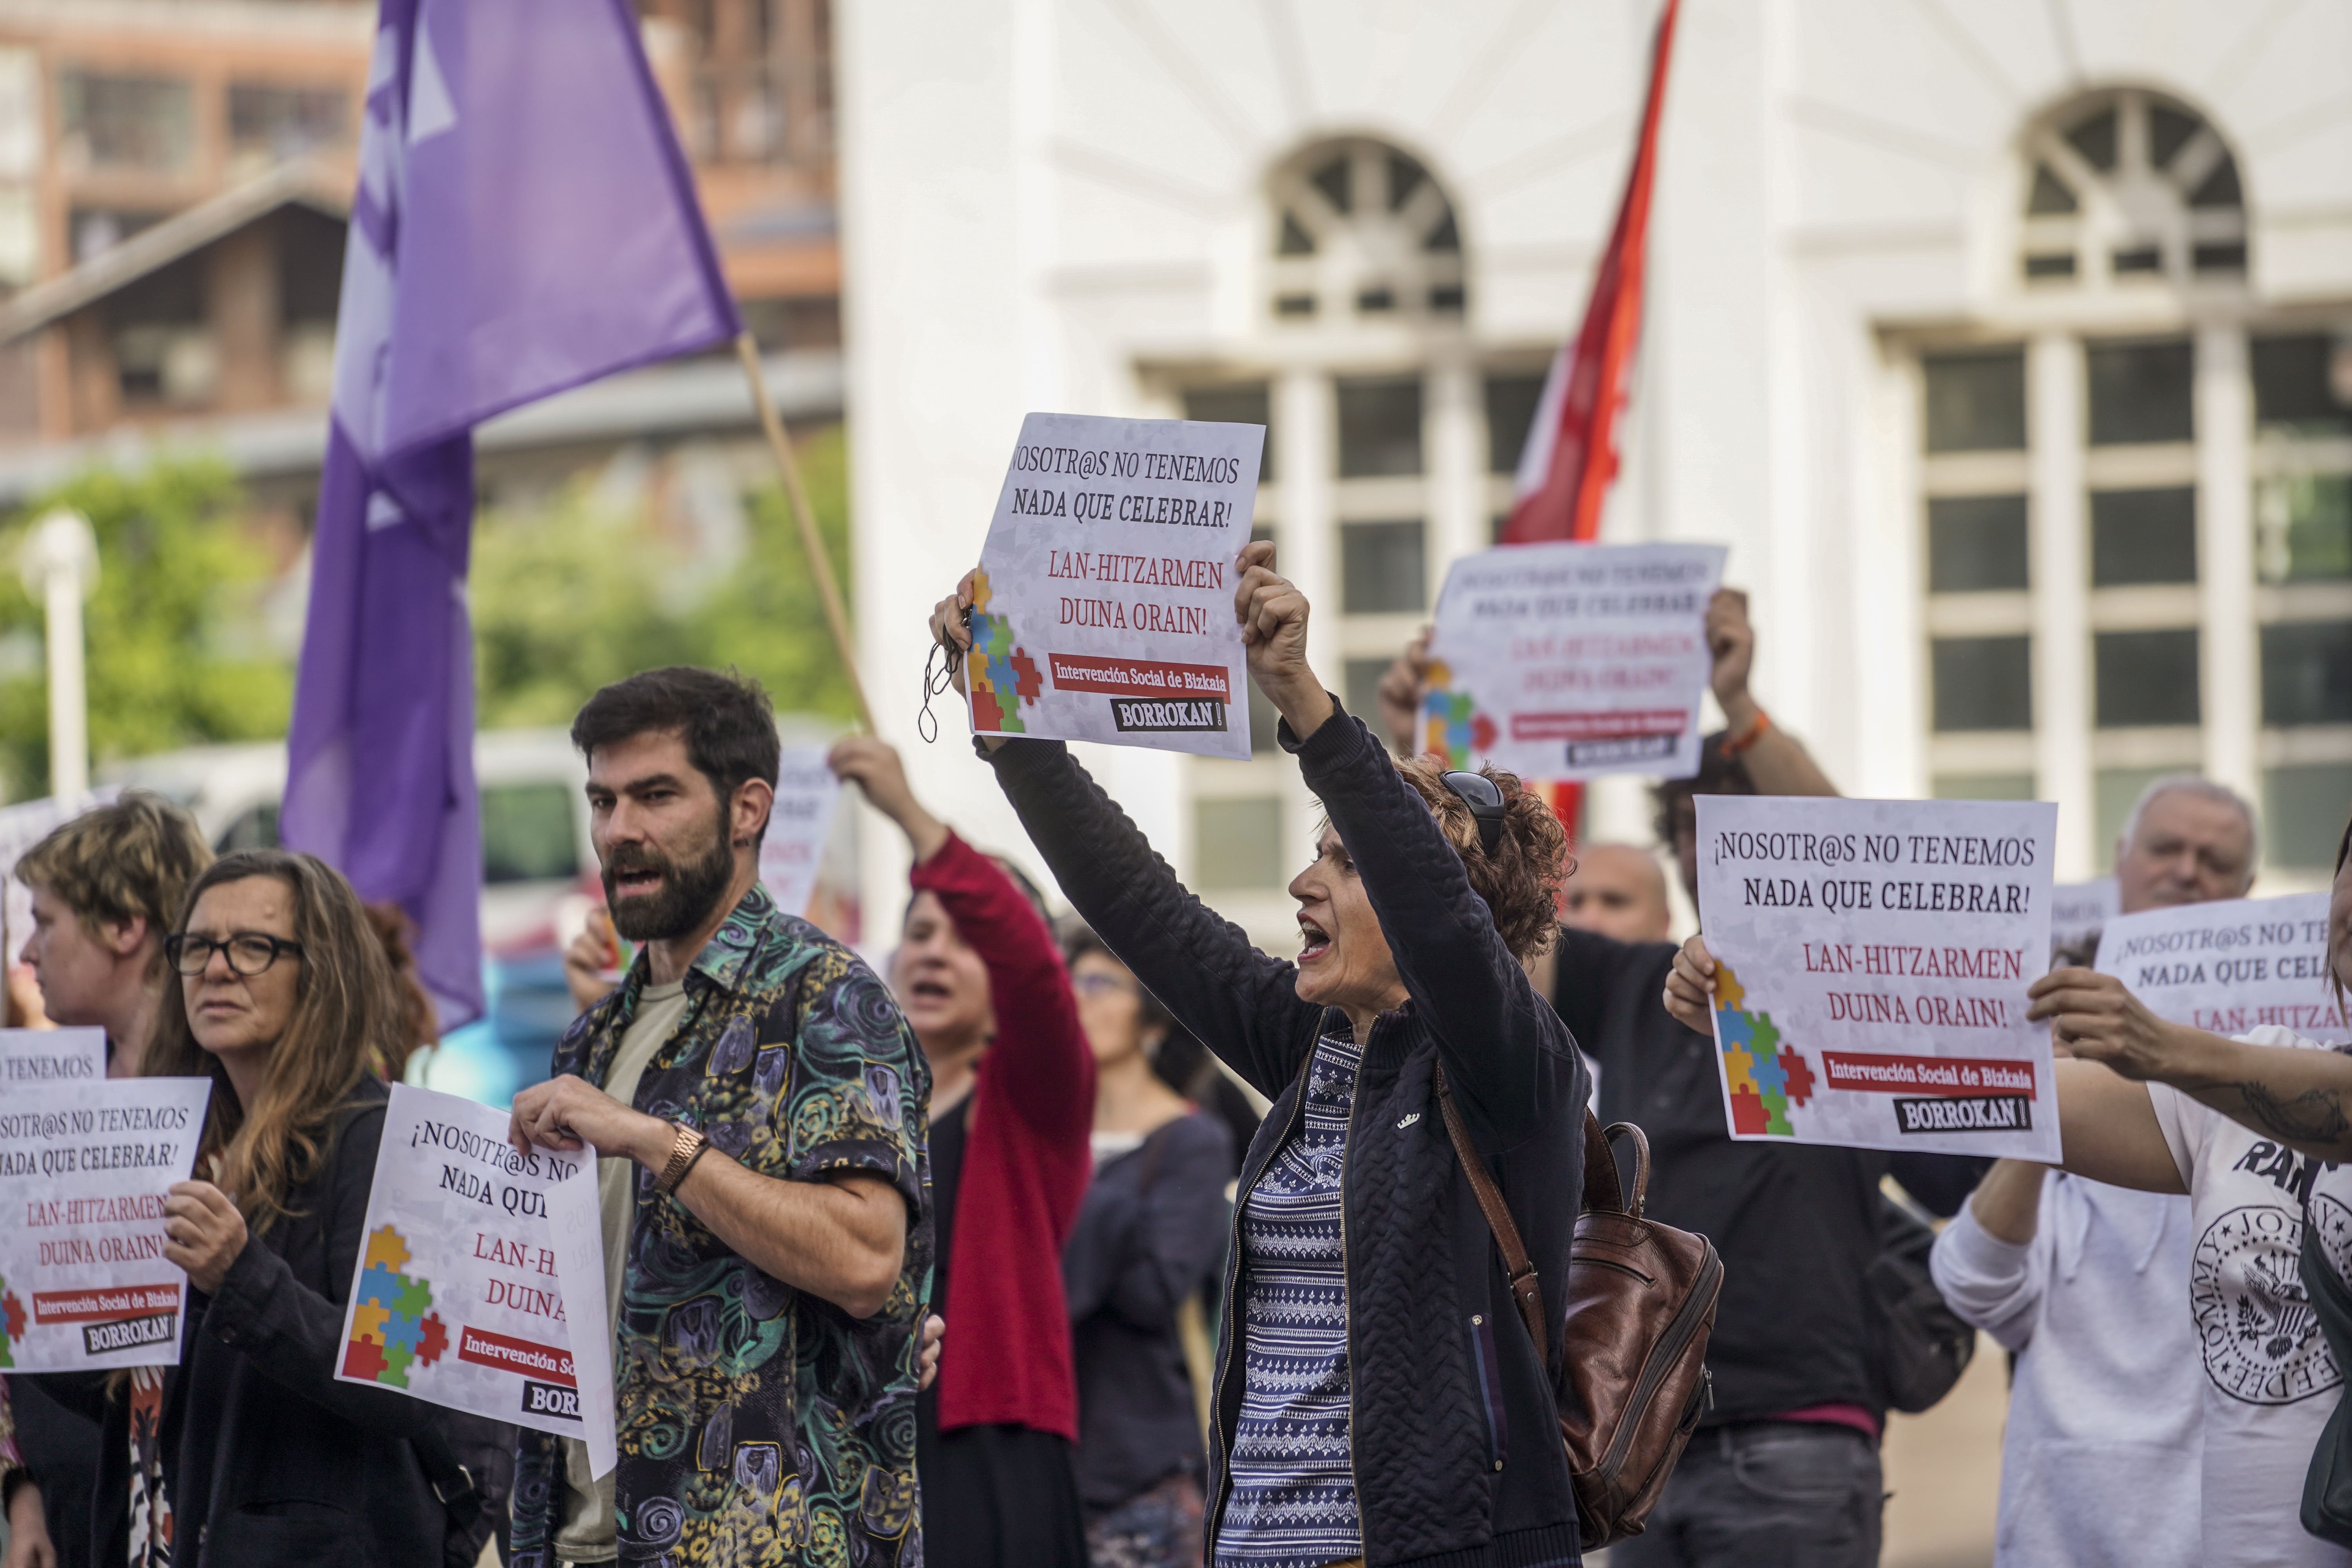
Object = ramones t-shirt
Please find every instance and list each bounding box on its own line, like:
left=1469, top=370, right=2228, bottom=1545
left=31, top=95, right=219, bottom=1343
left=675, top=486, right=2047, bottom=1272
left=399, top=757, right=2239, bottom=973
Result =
left=2148, top=1025, right=2352, bottom=1568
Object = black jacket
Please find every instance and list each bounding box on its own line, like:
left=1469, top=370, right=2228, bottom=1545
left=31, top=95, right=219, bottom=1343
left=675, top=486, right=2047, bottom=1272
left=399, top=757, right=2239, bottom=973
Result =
left=36, top=1076, right=452, bottom=1568
left=1551, top=927, right=1980, bottom=1425
left=991, top=703, right=1589, bottom=1568
left=1063, top=1110, right=1232, bottom=1512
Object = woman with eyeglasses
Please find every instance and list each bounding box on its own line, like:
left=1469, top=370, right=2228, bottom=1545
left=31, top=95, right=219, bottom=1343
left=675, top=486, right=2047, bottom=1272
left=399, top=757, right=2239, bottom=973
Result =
left=826, top=735, right=1097, bottom=1568
left=1059, top=920, right=1234, bottom=1568
left=930, top=541, right=1588, bottom=1568
left=26, top=849, right=465, bottom=1568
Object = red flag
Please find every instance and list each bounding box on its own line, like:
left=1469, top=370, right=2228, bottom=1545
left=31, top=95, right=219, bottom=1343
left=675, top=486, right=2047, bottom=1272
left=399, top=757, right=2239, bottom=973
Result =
left=1495, top=0, right=1681, bottom=849
left=1500, top=0, right=1681, bottom=548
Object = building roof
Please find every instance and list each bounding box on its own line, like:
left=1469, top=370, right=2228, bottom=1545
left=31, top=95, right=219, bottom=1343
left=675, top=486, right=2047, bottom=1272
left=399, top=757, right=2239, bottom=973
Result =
left=0, top=160, right=352, bottom=345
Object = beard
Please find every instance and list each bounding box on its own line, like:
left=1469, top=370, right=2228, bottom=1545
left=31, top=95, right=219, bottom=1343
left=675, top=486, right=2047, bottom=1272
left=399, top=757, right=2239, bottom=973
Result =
left=603, top=806, right=738, bottom=942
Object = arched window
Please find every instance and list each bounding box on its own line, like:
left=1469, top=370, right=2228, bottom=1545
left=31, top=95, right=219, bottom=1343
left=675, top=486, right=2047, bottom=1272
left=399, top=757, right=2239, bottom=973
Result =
left=1266, top=137, right=1464, bottom=325
left=2019, top=88, right=2246, bottom=288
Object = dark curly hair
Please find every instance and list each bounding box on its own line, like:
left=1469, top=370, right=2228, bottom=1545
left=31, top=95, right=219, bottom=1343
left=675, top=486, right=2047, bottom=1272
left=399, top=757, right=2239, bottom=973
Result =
left=1392, top=757, right=1570, bottom=962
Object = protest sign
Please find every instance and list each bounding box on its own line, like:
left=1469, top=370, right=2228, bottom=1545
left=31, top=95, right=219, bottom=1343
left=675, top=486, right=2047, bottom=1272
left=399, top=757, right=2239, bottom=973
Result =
left=2094, top=891, right=2347, bottom=1044
left=0, top=1026, right=105, bottom=1089
left=2050, top=876, right=2119, bottom=962
left=0, top=1077, right=209, bottom=1370
left=967, top=413, right=1264, bottom=760
left=759, top=744, right=842, bottom=918
left=1421, top=542, right=1724, bottom=779
left=336, top=1084, right=615, bottom=1476
left=1695, top=796, right=2059, bottom=1159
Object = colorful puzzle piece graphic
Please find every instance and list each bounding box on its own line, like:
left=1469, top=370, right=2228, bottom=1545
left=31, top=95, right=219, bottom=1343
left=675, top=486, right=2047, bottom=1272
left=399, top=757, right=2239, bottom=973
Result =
left=964, top=570, right=1041, bottom=733
left=0, top=1278, right=21, bottom=1368
left=345, top=1225, right=437, bottom=1388
left=1710, top=962, right=1809, bottom=1138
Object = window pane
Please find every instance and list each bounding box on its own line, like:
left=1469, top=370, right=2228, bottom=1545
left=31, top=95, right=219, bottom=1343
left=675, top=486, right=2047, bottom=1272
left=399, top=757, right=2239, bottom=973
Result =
left=1194, top=797, right=1285, bottom=888
left=2260, top=622, right=2352, bottom=726
left=2087, top=339, right=2194, bottom=446
left=2251, top=335, right=2352, bottom=436
left=1337, top=377, right=1423, bottom=476
left=1484, top=373, right=1546, bottom=474
left=1933, top=773, right=2036, bottom=800
left=1927, top=494, right=2029, bottom=592
left=2089, top=487, right=2197, bottom=585
left=2094, top=628, right=2200, bottom=727
left=1184, top=383, right=1274, bottom=483
left=2263, top=764, right=2352, bottom=868
left=1923, top=350, right=2026, bottom=453
left=227, top=83, right=350, bottom=159
left=1344, top=658, right=1393, bottom=728
left=2257, top=474, right=2352, bottom=583
left=1931, top=637, right=2033, bottom=731
left=482, top=783, right=580, bottom=885
left=1245, top=681, right=1279, bottom=752
left=2096, top=766, right=2180, bottom=855
left=1341, top=521, right=1426, bottom=613
left=60, top=73, right=192, bottom=172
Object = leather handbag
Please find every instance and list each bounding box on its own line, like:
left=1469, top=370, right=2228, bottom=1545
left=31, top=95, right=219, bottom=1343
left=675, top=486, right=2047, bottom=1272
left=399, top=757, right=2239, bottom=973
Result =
left=2299, top=1213, right=2352, bottom=1546
left=1435, top=1065, right=1724, bottom=1550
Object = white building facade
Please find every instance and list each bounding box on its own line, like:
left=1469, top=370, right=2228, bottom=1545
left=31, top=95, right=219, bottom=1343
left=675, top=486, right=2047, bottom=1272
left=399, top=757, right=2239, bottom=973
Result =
left=838, top=0, right=2352, bottom=945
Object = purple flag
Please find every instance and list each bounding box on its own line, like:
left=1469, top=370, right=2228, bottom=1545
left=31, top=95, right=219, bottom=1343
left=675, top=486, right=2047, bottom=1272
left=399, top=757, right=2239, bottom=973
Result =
left=284, top=0, right=739, bottom=1027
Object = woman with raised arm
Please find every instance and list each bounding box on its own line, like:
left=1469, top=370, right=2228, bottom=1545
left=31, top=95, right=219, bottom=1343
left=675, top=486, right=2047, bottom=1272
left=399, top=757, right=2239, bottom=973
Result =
left=1665, top=814, right=2352, bottom=1568
left=828, top=735, right=1097, bottom=1568
left=25, top=849, right=466, bottom=1568
left=930, top=540, right=1586, bottom=1568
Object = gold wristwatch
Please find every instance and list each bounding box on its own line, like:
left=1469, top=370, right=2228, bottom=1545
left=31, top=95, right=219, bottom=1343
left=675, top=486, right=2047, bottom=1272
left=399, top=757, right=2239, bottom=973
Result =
left=654, top=1122, right=710, bottom=1196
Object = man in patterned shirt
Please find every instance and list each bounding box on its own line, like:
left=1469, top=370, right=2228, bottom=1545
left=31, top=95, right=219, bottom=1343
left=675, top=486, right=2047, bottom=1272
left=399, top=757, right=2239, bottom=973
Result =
left=507, top=667, right=931, bottom=1568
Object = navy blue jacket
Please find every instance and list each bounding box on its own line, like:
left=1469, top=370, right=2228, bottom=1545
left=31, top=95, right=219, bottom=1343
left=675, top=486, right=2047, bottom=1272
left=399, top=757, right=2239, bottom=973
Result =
left=990, top=701, right=1589, bottom=1568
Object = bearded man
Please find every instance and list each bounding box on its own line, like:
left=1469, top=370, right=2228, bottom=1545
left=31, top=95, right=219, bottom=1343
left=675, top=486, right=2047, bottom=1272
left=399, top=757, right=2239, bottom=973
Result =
left=506, top=666, right=931, bottom=1568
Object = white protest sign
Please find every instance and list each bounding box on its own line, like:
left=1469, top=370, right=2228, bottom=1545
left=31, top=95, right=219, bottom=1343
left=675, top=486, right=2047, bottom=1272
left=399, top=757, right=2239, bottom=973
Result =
left=335, top=1085, right=615, bottom=1476
left=0, top=1077, right=209, bottom=1370
left=2049, top=876, right=2118, bottom=962
left=759, top=745, right=842, bottom=918
left=1423, top=542, right=1725, bottom=779
left=0, top=1027, right=106, bottom=1090
left=1695, top=797, right=2058, bottom=1159
left=967, top=413, right=1264, bottom=760
left=2094, top=891, right=2347, bottom=1044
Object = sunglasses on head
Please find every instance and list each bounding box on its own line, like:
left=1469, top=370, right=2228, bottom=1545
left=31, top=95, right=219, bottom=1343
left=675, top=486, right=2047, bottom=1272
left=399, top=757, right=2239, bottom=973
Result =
left=1439, top=770, right=1505, bottom=857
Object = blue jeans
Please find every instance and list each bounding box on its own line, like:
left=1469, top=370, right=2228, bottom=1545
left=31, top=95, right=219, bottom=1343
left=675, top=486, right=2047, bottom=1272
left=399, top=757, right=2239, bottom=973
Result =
left=1609, top=1422, right=1883, bottom=1568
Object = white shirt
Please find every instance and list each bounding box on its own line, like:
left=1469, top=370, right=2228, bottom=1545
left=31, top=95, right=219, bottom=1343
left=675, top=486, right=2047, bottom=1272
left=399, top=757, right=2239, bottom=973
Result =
left=2147, top=1024, right=2352, bottom=1568
left=1931, top=1176, right=2201, bottom=1567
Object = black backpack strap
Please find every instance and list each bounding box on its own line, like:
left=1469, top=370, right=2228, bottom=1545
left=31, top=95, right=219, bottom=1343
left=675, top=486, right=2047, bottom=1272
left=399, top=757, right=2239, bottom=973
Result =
left=413, top=1424, right=484, bottom=1530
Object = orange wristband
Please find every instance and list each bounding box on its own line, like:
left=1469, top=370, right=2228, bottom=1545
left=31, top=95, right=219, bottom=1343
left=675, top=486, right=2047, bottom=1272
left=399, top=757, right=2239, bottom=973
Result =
left=1720, top=708, right=1772, bottom=757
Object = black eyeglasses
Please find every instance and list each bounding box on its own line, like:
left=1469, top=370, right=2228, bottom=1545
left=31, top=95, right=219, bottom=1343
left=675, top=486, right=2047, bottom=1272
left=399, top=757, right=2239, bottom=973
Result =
left=1440, top=770, right=1506, bottom=857
left=164, top=932, right=306, bottom=978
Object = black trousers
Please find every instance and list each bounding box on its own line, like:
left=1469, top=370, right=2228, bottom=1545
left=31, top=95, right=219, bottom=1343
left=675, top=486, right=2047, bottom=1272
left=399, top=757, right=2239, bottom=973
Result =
left=917, top=1386, right=1087, bottom=1568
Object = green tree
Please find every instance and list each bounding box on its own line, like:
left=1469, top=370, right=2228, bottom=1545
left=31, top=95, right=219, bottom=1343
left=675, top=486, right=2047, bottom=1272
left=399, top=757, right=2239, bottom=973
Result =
left=0, top=460, right=292, bottom=798
left=471, top=425, right=858, bottom=727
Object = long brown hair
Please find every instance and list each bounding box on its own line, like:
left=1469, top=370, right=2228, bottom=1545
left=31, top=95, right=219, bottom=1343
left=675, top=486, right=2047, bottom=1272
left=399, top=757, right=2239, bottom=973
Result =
left=142, top=850, right=407, bottom=1232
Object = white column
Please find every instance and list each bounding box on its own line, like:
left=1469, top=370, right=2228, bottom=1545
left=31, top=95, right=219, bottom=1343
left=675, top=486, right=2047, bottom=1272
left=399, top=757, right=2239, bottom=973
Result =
left=21, top=508, right=96, bottom=802
left=1425, top=356, right=1485, bottom=585
left=2029, top=333, right=2094, bottom=877
left=1276, top=369, right=1336, bottom=861
left=2196, top=324, right=2258, bottom=810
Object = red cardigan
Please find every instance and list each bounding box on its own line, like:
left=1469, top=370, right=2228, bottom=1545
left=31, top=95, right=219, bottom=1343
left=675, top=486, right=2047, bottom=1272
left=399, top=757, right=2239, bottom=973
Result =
left=913, top=832, right=1096, bottom=1439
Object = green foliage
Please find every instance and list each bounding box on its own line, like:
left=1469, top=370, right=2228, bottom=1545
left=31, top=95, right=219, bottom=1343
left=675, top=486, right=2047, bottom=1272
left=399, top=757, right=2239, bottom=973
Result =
left=471, top=425, right=857, bottom=728
left=0, top=459, right=292, bottom=797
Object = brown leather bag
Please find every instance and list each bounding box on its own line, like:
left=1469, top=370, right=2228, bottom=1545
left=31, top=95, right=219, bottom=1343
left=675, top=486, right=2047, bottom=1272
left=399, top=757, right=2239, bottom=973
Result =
left=1435, top=1067, right=1723, bottom=1550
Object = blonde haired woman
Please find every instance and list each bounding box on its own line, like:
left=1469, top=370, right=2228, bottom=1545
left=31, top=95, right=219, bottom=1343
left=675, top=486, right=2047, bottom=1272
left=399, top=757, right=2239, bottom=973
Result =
left=27, top=850, right=470, bottom=1568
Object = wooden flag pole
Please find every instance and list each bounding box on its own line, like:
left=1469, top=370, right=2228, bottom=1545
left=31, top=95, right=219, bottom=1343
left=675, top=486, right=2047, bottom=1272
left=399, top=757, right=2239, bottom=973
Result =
left=733, top=330, right=874, bottom=733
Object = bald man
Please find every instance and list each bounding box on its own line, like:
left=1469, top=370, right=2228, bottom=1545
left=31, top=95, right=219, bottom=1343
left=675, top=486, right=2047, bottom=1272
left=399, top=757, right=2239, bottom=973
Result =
left=1562, top=842, right=1673, bottom=946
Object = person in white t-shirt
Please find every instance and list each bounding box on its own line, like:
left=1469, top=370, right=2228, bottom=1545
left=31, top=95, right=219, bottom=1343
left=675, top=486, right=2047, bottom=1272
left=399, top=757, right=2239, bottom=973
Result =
left=1668, top=814, right=2352, bottom=1568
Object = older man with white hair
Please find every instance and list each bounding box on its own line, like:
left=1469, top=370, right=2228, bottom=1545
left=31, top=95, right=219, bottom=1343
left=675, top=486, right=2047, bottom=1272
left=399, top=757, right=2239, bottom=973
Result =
left=1931, top=772, right=2259, bottom=1568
